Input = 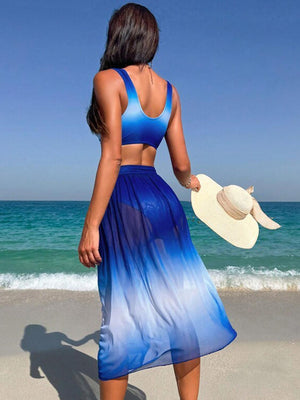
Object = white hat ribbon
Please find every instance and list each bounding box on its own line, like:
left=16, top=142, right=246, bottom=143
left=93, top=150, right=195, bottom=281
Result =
left=216, top=185, right=281, bottom=230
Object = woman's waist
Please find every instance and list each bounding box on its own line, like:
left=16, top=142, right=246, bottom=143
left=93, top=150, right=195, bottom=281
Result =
left=118, top=163, right=157, bottom=175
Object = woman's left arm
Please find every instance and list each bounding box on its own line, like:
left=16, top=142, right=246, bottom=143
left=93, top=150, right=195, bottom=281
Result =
left=78, top=70, right=122, bottom=269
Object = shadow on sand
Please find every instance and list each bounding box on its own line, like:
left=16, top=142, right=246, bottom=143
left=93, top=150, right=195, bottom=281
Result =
left=20, top=324, right=146, bottom=399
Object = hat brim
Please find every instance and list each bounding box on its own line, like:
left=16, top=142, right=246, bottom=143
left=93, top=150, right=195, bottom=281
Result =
left=191, top=174, right=259, bottom=249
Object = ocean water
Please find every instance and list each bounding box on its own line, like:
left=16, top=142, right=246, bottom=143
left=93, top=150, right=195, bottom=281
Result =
left=0, top=200, right=299, bottom=291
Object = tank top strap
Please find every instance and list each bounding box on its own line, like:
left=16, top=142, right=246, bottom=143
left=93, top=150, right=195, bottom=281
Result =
left=112, top=68, right=139, bottom=102
left=165, top=80, right=173, bottom=116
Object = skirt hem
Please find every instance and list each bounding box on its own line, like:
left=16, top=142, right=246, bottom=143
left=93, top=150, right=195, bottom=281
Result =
left=98, top=330, right=238, bottom=381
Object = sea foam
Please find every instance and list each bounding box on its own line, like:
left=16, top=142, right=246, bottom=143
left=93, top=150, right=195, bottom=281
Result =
left=0, top=272, right=98, bottom=291
left=209, top=265, right=300, bottom=291
left=0, top=265, right=299, bottom=291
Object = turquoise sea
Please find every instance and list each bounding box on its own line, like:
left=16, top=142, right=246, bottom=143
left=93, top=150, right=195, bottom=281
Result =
left=0, top=201, right=299, bottom=291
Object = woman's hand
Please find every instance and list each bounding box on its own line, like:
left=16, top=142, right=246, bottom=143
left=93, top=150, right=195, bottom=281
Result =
left=78, top=225, right=102, bottom=268
left=189, top=175, right=201, bottom=192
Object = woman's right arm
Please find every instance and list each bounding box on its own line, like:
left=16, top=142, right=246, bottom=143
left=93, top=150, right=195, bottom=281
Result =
left=165, top=85, right=200, bottom=192
left=78, top=69, right=123, bottom=268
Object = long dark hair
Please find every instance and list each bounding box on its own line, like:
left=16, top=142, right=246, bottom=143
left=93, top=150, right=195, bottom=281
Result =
left=86, top=3, right=160, bottom=137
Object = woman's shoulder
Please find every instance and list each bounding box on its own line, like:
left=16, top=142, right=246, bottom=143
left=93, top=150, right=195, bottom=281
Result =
left=92, top=69, right=127, bottom=109
left=93, top=68, right=123, bottom=88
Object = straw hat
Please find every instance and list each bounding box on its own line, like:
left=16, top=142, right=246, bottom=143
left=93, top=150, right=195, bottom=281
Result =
left=190, top=174, right=281, bottom=249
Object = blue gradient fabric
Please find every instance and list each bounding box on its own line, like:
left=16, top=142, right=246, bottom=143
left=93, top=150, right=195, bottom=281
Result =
left=97, top=165, right=238, bottom=381
left=110, top=68, right=173, bottom=149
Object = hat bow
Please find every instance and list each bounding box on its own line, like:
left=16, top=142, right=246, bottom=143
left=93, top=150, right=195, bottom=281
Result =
left=217, top=185, right=281, bottom=230
left=244, top=185, right=280, bottom=229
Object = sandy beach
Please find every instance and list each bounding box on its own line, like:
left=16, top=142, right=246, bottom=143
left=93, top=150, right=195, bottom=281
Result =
left=0, top=289, right=299, bottom=400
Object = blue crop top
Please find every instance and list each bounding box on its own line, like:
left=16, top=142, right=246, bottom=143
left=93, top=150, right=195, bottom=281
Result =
left=96, top=67, right=173, bottom=150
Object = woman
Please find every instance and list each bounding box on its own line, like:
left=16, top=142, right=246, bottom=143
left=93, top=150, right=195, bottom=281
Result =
left=78, top=3, right=237, bottom=400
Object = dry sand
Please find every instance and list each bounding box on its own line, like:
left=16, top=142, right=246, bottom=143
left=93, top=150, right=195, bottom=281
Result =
left=0, top=289, right=299, bottom=399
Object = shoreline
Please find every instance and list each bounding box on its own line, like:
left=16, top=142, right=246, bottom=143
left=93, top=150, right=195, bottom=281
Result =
left=1, top=286, right=299, bottom=293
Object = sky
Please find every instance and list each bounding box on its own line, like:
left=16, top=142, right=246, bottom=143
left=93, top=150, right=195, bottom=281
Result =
left=1, top=0, right=299, bottom=201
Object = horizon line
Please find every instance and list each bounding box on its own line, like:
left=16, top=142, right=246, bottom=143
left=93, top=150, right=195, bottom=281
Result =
left=0, top=199, right=298, bottom=203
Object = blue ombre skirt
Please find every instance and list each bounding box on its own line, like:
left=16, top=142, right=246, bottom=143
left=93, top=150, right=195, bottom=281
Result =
left=97, top=164, right=237, bottom=380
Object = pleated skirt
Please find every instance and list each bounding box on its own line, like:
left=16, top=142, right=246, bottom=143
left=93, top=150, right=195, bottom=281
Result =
left=97, top=164, right=237, bottom=380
